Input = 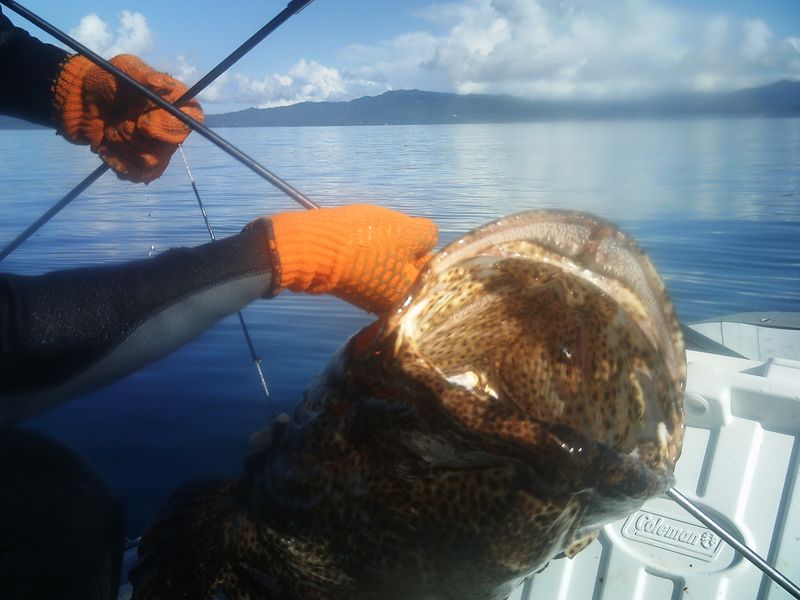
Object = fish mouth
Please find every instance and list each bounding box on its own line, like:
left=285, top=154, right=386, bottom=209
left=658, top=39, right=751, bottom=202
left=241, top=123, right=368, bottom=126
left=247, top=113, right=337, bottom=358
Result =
left=388, top=210, right=685, bottom=473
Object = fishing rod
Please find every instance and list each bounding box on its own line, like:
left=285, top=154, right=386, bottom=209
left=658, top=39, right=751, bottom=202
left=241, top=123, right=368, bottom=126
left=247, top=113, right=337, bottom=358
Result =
left=178, top=146, right=271, bottom=403
left=667, top=488, right=800, bottom=599
left=0, top=0, right=318, bottom=262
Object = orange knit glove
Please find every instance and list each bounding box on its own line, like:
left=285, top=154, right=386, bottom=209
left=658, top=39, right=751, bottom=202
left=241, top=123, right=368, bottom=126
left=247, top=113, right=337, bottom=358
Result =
left=265, top=205, right=438, bottom=314
left=53, top=54, right=204, bottom=183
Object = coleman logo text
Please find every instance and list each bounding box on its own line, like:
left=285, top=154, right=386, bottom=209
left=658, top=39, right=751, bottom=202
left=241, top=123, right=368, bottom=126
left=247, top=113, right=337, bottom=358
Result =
left=621, top=510, right=723, bottom=561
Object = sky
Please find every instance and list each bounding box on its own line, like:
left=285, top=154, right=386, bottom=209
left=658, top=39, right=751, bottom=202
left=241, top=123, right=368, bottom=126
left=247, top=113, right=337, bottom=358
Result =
left=8, top=0, right=800, bottom=113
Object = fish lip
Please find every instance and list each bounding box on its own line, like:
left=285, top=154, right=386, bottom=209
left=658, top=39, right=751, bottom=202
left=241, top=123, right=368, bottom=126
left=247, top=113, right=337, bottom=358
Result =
left=396, top=209, right=685, bottom=390
left=428, top=210, right=611, bottom=273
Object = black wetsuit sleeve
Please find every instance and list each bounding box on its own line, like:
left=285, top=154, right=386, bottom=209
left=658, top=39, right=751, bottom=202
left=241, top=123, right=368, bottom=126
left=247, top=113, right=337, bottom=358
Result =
left=0, top=6, right=68, bottom=126
left=0, top=219, right=275, bottom=424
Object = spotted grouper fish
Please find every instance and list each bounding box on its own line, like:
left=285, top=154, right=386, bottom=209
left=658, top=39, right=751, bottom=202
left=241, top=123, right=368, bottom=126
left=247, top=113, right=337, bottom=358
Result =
left=131, top=210, right=685, bottom=600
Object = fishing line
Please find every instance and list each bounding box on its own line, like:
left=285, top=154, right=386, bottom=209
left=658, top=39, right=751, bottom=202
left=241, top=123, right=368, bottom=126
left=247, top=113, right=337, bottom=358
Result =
left=178, top=145, right=271, bottom=404
left=0, top=0, right=318, bottom=262
left=667, top=487, right=800, bottom=598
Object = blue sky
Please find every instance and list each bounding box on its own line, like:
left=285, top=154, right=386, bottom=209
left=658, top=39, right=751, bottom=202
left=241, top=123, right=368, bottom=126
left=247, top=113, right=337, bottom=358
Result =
left=9, top=0, right=800, bottom=113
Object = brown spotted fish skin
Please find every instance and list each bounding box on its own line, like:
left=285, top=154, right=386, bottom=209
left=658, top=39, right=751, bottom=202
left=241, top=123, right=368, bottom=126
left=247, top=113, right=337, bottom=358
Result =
left=131, top=210, right=685, bottom=600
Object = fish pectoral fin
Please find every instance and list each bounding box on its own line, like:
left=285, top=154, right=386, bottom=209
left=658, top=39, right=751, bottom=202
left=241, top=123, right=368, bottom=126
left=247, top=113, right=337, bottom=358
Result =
left=560, top=530, right=600, bottom=559
left=130, top=477, right=275, bottom=600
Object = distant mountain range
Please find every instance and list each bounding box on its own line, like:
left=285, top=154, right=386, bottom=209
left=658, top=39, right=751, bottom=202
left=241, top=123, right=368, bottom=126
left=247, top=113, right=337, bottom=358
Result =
left=205, top=80, right=800, bottom=127
left=1, top=80, right=798, bottom=130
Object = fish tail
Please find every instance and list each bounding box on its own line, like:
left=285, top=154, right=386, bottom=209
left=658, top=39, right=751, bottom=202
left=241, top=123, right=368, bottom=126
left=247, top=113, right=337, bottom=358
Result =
left=130, top=477, right=269, bottom=600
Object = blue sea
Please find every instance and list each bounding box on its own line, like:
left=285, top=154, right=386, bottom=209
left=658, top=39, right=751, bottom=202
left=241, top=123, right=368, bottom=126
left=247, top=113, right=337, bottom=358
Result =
left=1, top=119, right=799, bottom=536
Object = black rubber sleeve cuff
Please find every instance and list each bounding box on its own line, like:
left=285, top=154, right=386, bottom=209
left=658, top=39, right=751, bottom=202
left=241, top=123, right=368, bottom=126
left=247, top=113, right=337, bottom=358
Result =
left=246, top=217, right=282, bottom=298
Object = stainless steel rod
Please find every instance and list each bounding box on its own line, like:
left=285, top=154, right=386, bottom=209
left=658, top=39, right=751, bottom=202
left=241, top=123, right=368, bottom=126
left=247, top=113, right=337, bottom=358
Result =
left=667, top=488, right=800, bottom=599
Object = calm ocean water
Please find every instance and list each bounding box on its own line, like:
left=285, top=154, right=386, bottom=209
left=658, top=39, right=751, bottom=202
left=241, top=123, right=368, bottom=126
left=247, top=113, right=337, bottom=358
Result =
left=1, top=119, right=799, bottom=535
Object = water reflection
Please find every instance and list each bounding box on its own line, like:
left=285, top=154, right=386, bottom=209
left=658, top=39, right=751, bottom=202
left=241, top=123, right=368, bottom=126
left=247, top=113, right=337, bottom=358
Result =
left=1, top=119, right=798, bottom=534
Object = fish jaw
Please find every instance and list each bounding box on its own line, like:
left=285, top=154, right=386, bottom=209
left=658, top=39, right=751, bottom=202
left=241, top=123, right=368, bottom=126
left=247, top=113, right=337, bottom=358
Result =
left=367, top=209, right=685, bottom=499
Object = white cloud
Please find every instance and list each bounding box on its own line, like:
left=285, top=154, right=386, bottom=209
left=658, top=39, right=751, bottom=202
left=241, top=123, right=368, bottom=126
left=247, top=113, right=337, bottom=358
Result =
left=69, top=14, right=112, bottom=55
left=76, top=1, right=799, bottom=110
left=191, top=59, right=388, bottom=109
left=742, top=19, right=772, bottom=62
left=226, top=59, right=346, bottom=108
left=69, top=10, right=152, bottom=58
left=198, top=72, right=230, bottom=103
left=168, top=54, right=199, bottom=86
left=339, top=31, right=441, bottom=93
left=336, top=0, right=800, bottom=100
left=158, top=55, right=231, bottom=101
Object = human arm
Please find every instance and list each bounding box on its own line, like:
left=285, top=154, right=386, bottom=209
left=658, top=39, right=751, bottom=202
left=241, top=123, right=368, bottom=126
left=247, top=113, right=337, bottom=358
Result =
left=0, top=6, right=67, bottom=126
left=0, top=7, right=201, bottom=182
left=0, top=220, right=274, bottom=424
left=0, top=205, right=437, bottom=424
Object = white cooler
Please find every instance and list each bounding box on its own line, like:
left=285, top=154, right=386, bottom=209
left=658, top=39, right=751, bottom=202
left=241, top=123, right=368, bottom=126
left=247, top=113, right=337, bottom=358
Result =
left=515, top=350, right=800, bottom=600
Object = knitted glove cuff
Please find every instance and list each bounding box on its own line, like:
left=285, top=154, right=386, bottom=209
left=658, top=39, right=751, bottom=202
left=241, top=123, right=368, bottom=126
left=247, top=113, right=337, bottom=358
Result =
left=267, top=210, right=345, bottom=296
left=260, top=218, right=283, bottom=298
left=53, top=54, right=97, bottom=145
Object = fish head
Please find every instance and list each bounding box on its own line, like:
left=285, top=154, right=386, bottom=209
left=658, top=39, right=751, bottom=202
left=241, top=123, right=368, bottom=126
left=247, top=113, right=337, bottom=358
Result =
left=350, top=209, right=685, bottom=523
left=239, top=210, right=688, bottom=597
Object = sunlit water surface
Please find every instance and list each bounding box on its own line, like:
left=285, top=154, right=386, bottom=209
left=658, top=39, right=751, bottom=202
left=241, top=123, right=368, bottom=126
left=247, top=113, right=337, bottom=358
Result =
left=1, top=119, right=798, bottom=534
